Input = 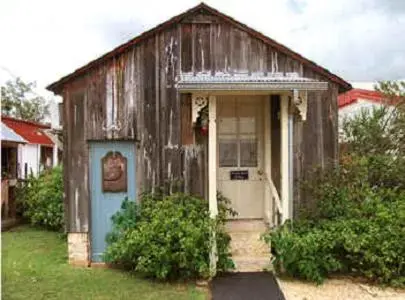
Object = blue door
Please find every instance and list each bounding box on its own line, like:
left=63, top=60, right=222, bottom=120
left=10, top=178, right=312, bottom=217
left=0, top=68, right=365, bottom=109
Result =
left=89, top=142, right=136, bottom=262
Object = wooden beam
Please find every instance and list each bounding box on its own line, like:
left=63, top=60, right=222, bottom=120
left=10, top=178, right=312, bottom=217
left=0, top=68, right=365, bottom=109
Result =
left=280, top=95, right=290, bottom=222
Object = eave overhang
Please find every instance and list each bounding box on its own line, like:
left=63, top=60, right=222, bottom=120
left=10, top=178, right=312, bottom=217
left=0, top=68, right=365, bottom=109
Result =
left=176, top=72, right=328, bottom=92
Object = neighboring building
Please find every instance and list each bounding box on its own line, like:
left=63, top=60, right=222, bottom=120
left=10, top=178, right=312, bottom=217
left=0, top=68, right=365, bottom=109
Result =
left=47, top=3, right=351, bottom=270
left=1, top=122, right=26, bottom=220
left=338, top=88, right=390, bottom=121
left=1, top=116, right=60, bottom=178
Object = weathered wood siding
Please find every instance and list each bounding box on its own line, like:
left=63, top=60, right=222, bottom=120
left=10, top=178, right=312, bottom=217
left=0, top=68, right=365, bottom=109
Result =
left=62, top=9, right=340, bottom=231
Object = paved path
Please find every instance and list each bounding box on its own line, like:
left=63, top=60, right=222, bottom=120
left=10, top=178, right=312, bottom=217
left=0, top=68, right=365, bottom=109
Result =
left=211, top=272, right=285, bottom=300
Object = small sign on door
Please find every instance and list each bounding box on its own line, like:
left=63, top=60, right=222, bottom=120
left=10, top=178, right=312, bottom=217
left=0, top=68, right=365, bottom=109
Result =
left=102, top=151, right=127, bottom=192
left=230, top=170, right=249, bottom=180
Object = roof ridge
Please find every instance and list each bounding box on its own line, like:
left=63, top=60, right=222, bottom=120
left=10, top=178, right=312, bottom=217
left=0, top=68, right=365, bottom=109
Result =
left=47, top=2, right=351, bottom=93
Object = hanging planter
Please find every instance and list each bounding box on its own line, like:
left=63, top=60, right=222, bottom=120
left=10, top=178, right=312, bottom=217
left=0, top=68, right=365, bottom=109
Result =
left=195, top=105, right=208, bottom=136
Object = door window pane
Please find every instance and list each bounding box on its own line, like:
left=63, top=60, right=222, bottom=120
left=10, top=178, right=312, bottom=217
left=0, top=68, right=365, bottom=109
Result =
left=219, top=117, right=237, bottom=134
left=240, top=137, right=257, bottom=167
left=219, top=137, right=238, bottom=167
left=239, top=117, right=256, bottom=134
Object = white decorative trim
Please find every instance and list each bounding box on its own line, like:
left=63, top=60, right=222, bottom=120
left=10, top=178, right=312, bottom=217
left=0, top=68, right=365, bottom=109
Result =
left=192, top=94, right=208, bottom=124
left=102, top=120, right=122, bottom=133
left=293, top=89, right=308, bottom=121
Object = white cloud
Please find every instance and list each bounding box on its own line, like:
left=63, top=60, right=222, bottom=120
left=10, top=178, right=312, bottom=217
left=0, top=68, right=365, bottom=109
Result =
left=0, top=0, right=404, bottom=96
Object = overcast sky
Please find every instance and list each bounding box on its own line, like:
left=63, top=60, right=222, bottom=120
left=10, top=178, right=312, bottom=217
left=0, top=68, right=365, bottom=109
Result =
left=0, top=0, right=404, bottom=96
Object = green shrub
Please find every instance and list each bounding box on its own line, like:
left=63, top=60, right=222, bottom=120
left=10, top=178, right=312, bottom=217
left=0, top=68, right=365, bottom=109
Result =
left=17, top=166, right=64, bottom=231
left=266, top=197, right=405, bottom=286
left=265, top=157, right=405, bottom=286
left=104, top=191, right=235, bottom=280
left=267, top=82, right=405, bottom=285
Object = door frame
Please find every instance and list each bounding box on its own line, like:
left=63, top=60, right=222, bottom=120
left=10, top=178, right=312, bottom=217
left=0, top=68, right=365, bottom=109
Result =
left=206, top=92, right=291, bottom=223
left=216, top=95, right=267, bottom=219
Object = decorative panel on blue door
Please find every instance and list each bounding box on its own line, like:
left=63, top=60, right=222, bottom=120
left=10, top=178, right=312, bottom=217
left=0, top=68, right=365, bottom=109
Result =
left=89, top=142, right=136, bottom=262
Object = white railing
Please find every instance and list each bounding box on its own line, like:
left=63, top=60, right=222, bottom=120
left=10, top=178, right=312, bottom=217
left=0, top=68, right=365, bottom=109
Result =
left=263, top=172, right=282, bottom=227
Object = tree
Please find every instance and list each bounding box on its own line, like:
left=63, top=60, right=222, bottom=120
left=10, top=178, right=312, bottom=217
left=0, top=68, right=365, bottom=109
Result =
left=1, top=77, right=49, bottom=122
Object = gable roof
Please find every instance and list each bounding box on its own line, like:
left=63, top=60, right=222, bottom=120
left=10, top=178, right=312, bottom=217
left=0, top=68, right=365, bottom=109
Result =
left=47, top=2, right=351, bottom=94
left=338, top=88, right=392, bottom=108
left=2, top=116, right=54, bottom=146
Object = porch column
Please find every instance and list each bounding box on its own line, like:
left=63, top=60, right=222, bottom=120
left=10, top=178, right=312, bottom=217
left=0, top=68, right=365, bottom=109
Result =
left=208, top=95, right=218, bottom=276
left=280, top=95, right=290, bottom=222
left=53, top=144, right=58, bottom=167
left=208, top=95, right=218, bottom=217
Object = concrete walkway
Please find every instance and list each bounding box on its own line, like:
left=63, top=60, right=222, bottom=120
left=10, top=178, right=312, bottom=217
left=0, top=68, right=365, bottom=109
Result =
left=211, top=272, right=285, bottom=300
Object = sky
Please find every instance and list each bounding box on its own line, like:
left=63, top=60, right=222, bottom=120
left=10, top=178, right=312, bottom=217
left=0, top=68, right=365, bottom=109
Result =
left=0, top=0, right=404, bottom=97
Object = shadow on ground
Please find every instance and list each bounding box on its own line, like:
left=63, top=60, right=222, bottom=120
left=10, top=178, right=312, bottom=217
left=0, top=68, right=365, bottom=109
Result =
left=211, top=272, right=285, bottom=300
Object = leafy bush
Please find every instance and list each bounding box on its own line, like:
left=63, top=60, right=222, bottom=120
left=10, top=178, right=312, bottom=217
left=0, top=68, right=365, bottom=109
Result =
left=265, top=154, right=405, bottom=285
left=266, top=195, right=405, bottom=285
left=17, top=166, right=64, bottom=231
left=104, top=191, right=235, bottom=280
left=265, top=87, right=405, bottom=286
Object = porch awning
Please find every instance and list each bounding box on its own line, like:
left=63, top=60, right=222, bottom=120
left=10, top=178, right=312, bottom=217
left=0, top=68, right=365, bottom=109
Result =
left=176, top=72, right=328, bottom=91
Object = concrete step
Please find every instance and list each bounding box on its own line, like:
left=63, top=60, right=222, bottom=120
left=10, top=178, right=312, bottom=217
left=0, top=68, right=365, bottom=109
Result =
left=232, top=256, right=272, bottom=272
left=225, top=219, right=268, bottom=233
left=226, top=219, right=272, bottom=272
left=229, top=231, right=270, bottom=256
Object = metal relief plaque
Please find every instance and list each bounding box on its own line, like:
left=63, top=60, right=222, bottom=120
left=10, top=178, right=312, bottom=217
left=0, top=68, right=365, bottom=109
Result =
left=102, top=151, right=127, bottom=192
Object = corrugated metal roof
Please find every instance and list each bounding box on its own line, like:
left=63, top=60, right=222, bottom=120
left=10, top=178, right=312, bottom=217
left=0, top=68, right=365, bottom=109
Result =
left=176, top=72, right=328, bottom=91
left=178, top=72, right=321, bottom=83
left=1, top=122, right=26, bottom=143
left=2, top=116, right=54, bottom=146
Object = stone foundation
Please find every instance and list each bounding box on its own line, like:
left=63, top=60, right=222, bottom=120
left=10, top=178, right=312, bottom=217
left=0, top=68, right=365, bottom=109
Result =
left=67, top=233, right=90, bottom=266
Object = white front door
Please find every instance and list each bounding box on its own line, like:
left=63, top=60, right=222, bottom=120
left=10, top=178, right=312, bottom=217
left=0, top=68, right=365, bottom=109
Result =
left=217, top=96, right=265, bottom=219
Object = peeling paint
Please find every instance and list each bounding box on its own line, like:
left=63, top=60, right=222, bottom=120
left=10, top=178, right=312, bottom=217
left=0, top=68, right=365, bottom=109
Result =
left=74, top=104, right=77, bottom=125
left=167, top=109, right=173, bottom=148
left=75, top=188, right=80, bottom=231
left=199, top=37, right=204, bottom=72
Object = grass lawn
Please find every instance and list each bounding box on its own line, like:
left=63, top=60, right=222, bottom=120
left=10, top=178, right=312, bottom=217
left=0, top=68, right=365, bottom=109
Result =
left=2, top=226, right=206, bottom=300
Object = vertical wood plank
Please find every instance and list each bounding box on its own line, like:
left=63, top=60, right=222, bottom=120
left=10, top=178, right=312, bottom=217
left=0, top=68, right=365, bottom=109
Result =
left=181, top=93, right=193, bottom=145
left=181, top=24, right=192, bottom=73
left=194, top=24, right=211, bottom=73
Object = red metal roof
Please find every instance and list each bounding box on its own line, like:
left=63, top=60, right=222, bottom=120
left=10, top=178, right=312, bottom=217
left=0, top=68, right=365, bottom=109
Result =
left=338, top=89, right=390, bottom=108
left=47, top=2, right=351, bottom=94
left=1, top=116, right=54, bottom=146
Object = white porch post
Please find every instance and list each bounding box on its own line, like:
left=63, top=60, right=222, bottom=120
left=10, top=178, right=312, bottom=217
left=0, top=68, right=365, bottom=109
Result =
left=208, top=95, right=218, bottom=276
left=280, top=95, right=290, bottom=222
left=264, top=98, right=271, bottom=224
left=53, top=144, right=58, bottom=167
left=208, top=95, right=218, bottom=217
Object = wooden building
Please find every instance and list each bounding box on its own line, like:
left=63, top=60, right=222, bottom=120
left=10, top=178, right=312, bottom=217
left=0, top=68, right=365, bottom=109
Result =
left=1, top=121, right=26, bottom=221
left=47, top=3, right=351, bottom=269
